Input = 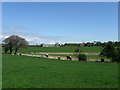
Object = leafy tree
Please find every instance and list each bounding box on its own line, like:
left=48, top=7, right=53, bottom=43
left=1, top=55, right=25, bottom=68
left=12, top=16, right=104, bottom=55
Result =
left=74, top=49, right=87, bottom=61
left=77, top=54, right=87, bottom=61
left=4, top=44, right=9, bottom=54
left=91, top=43, right=94, bottom=46
left=3, top=35, right=28, bottom=54
left=3, top=36, right=14, bottom=54
left=100, top=42, right=119, bottom=62
left=86, top=42, right=91, bottom=47
left=115, top=41, right=120, bottom=47
left=102, top=42, right=107, bottom=47
left=116, top=47, right=120, bottom=62
left=95, top=41, right=102, bottom=47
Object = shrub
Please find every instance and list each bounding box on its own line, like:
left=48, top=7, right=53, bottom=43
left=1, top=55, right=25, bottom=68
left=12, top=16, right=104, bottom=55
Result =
left=78, top=54, right=87, bottom=61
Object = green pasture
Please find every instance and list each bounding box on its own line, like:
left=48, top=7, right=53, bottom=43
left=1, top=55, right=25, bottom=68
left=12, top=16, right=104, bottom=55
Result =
left=3, top=54, right=118, bottom=88
left=17, top=46, right=102, bottom=53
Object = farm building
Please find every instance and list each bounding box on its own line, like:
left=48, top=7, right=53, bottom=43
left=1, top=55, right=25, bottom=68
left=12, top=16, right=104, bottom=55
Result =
left=41, top=43, right=61, bottom=47
left=64, top=43, right=84, bottom=47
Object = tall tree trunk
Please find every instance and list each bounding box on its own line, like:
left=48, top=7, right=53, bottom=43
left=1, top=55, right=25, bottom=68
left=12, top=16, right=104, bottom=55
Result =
left=4, top=48, right=8, bottom=54
left=14, top=48, right=18, bottom=55
left=9, top=47, right=12, bottom=54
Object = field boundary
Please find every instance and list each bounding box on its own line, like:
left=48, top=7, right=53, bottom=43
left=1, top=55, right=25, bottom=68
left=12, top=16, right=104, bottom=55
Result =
left=25, top=52, right=100, bottom=55
left=17, top=53, right=109, bottom=62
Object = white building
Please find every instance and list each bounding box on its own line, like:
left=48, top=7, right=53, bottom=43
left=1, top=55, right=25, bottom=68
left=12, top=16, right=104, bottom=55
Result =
left=41, top=43, right=60, bottom=47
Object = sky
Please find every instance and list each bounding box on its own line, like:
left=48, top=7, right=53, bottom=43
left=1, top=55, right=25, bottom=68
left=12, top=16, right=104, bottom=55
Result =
left=1, top=2, right=118, bottom=45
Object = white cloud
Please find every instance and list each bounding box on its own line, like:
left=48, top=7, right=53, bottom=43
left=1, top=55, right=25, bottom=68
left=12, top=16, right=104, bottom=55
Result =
left=0, top=35, right=3, bottom=38
left=58, top=41, right=61, bottom=44
left=63, top=41, right=83, bottom=44
left=49, top=40, right=56, bottom=44
left=4, top=36, right=9, bottom=38
left=0, top=35, right=9, bottom=40
left=1, top=32, right=63, bottom=44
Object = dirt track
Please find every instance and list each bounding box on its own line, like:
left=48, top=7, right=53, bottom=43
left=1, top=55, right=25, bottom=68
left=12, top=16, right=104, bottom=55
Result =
left=32, top=52, right=100, bottom=55
left=18, top=53, right=102, bottom=62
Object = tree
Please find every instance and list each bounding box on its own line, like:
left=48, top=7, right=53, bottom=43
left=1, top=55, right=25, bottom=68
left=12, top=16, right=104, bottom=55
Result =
left=74, top=49, right=87, bottom=61
left=99, top=42, right=119, bottom=62
left=77, top=54, right=87, bottom=61
left=86, top=42, right=92, bottom=47
left=3, top=36, right=14, bottom=54
left=102, top=42, right=107, bottom=47
left=115, top=41, right=120, bottom=47
left=91, top=43, right=94, bottom=46
left=3, top=35, right=28, bottom=54
left=116, top=47, right=120, bottom=63
left=4, top=44, right=9, bottom=54
left=95, top=41, right=102, bottom=47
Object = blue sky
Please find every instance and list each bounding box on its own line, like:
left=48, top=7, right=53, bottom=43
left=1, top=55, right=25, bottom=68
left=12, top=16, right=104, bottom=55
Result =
left=2, top=2, right=118, bottom=44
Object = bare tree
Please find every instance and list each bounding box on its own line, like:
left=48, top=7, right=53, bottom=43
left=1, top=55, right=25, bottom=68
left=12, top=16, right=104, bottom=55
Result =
left=3, top=35, right=28, bottom=54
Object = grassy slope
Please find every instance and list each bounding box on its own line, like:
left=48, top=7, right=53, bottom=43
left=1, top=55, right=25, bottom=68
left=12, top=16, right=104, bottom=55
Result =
left=3, top=54, right=118, bottom=88
left=18, top=47, right=102, bottom=53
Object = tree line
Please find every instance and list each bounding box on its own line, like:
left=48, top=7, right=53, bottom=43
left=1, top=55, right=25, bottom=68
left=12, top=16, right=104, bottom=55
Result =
left=25, top=41, right=120, bottom=47
left=63, top=41, right=120, bottom=47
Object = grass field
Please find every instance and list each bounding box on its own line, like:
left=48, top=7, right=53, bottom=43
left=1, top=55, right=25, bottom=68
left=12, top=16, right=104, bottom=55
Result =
left=18, top=46, right=102, bottom=53
left=3, top=54, right=118, bottom=88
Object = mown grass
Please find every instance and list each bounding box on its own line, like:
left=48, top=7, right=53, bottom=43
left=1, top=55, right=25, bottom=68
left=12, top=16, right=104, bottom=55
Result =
left=3, top=54, right=118, bottom=88
left=18, top=47, right=102, bottom=53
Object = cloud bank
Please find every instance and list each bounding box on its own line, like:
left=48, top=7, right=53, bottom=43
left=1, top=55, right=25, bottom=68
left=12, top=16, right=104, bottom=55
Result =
left=0, top=32, right=64, bottom=45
